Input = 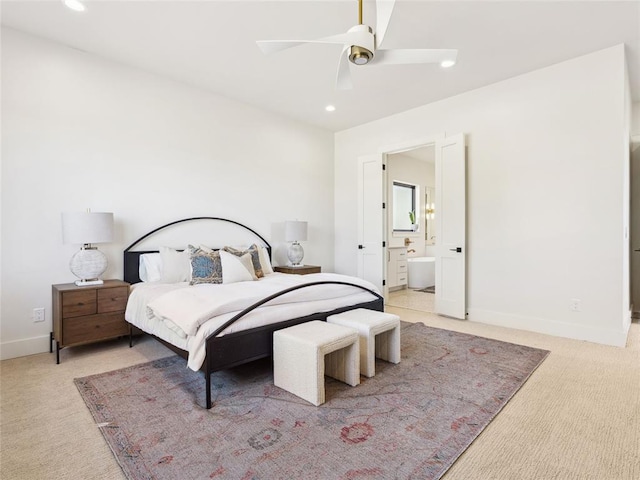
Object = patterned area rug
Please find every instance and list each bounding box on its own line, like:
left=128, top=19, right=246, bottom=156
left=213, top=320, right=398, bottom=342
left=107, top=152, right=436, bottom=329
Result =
left=75, top=323, right=549, bottom=480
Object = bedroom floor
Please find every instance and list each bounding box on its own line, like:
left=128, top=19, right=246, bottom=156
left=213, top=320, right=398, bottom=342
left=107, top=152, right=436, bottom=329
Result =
left=386, top=287, right=434, bottom=312
left=1, top=312, right=639, bottom=480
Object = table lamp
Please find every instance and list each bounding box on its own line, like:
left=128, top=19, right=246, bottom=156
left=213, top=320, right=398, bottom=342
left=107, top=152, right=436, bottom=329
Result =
left=285, top=220, right=308, bottom=267
left=62, top=211, right=114, bottom=286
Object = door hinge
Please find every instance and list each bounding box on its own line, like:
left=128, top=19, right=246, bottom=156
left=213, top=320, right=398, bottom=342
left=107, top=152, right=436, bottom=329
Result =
left=382, top=202, right=386, bottom=209
left=382, top=164, right=386, bottom=171
left=382, top=279, right=386, bottom=286
left=382, top=241, right=386, bottom=247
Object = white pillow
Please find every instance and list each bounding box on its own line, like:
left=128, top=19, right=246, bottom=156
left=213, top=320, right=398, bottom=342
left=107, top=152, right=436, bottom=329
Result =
left=259, top=246, right=274, bottom=275
left=220, top=250, right=254, bottom=284
left=139, top=253, right=163, bottom=283
left=159, top=247, right=191, bottom=283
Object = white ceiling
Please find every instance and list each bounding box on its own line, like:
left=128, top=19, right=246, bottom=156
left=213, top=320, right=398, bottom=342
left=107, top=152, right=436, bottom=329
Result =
left=2, top=0, right=639, bottom=132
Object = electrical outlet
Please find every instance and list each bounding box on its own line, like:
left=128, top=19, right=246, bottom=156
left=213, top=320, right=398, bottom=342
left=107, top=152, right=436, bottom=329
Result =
left=33, top=307, right=45, bottom=322
left=569, top=299, right=581, bottom=312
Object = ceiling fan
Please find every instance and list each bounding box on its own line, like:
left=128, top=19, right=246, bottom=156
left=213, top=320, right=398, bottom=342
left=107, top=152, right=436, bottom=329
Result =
left=256, top=0, right=457, bottom=89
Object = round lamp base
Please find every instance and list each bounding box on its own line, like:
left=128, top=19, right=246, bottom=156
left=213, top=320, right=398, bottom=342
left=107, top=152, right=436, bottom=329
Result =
left=287, top=242, right=304, bottom=266
left=70, top=248, right=107, bottom=284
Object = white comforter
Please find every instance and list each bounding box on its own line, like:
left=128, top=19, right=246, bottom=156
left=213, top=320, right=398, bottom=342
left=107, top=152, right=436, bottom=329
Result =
left=125, top=272, right=380, bottom=371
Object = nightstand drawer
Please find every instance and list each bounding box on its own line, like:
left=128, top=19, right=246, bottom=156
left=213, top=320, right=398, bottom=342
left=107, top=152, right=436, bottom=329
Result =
left=63, top=313, right=128, bottom=345
left=62, top=290, right=96, bottom=318
left=98, top=287, right=128, bottom=313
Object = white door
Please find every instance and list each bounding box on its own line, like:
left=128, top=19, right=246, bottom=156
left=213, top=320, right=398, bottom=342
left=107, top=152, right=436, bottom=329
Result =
left=631, top=147, right=640, bottom=315
left=357, top=154, right=385, bottom=293
left=435, top=134, right=466, bottom=318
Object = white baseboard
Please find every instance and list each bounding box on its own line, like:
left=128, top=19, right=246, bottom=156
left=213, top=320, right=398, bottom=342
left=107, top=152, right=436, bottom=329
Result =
left=1, top=335, right=51, bottom=361
left=467, top=308, right=630, bottom=347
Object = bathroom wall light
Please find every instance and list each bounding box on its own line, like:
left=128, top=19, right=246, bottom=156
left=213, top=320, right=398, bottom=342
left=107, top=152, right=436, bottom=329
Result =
left=426, top=203, right=435, bottom=220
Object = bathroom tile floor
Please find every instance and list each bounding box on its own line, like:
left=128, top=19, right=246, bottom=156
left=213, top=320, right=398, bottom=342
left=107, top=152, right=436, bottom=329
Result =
left=386, top=288, right=435, bottom=313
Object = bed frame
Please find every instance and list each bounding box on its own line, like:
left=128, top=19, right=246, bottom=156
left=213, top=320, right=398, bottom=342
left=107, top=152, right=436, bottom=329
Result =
left=124, top=217, right=384, bottom=408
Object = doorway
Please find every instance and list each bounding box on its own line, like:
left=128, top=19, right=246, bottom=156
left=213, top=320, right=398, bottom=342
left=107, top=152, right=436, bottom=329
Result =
left=357, top=134, right=467, bottom=319
left=631, top=144, right=640, bottom=317
left=385, top=145, right=436, bottom=313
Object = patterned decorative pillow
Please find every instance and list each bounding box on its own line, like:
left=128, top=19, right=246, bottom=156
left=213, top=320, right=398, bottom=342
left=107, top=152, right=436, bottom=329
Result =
left=188, top=245, right=222, bottom=285
left=222, top=244, right=264, bottom=278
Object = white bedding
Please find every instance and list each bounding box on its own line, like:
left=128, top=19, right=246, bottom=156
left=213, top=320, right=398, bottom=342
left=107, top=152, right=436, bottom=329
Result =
left=125, top=272, right=380, bottom=371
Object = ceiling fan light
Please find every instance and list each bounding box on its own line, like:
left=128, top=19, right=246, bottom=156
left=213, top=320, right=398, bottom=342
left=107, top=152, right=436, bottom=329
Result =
left=440, top=59, right=456, bottom=68
left=349, top=45, right=373, bottom=65
left=63, top=0, right=86, bottom=12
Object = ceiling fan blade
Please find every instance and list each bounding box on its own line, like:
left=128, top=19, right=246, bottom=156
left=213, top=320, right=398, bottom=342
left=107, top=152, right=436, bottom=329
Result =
left=373, top=48, right=458, bottom=66
left=336, top=46, right=353, bottom=90
left=375, top=0, right=396, bottom=48
left=256, top=41, right=310, bottom=55
left=256, top=33, right=351, bottom=55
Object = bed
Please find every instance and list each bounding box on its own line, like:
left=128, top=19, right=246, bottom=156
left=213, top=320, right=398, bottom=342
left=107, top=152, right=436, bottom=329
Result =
left=124, top=217, right=384, bottom=408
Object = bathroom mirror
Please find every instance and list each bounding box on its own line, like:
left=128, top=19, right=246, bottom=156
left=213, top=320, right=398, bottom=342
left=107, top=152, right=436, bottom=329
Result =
left=392, top=182, right=417, bottom=232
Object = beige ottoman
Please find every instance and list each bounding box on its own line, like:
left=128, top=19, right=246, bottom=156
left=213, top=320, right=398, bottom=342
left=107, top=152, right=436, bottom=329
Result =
left=273, top=320, right=360, bottom=406
left=327, top=308, right=400, bottom=377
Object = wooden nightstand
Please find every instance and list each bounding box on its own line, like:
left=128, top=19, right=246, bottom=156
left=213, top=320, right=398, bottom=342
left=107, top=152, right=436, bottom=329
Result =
left=274, top=265, right=321, bottom=275
left=52, top=280, right=130, bottom=363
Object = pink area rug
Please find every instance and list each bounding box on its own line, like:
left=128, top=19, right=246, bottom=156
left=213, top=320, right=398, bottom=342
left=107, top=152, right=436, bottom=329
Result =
left=75, top=322, right=548, bottom=479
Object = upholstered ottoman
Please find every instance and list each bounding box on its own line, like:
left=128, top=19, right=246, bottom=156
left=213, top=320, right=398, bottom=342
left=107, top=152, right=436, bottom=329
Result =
left=273, top=320, right=360, bottom=406
left=327, top=308, right=400, bottom=377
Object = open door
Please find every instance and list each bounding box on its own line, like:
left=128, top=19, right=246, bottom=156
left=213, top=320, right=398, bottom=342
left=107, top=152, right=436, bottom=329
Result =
left=435, top=134, right=466, bottom=319
left=357, top=154, right=385, bottom=293
left=631, top=145, right=640, bottom=316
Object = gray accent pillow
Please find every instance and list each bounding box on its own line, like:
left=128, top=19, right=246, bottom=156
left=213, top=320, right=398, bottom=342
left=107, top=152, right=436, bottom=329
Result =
left=222, top=244, right=264, bottom=278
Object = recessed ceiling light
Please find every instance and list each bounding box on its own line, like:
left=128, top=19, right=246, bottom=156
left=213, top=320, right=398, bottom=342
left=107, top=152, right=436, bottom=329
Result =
left=440, top=60, right=456, bottom=69
left=63, top=0, right=86, bottom=12
left=325, top=105, right=336, bottom=112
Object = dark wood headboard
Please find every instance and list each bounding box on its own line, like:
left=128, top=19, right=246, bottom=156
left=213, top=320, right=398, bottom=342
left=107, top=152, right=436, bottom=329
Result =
left=123, top=217, right=272, bottom=284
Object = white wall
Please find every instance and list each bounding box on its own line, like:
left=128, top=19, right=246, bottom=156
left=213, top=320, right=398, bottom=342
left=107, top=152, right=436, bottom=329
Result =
left=335, top=45, right=630, bottom=346
left=1, top=28, right=335, bottom=359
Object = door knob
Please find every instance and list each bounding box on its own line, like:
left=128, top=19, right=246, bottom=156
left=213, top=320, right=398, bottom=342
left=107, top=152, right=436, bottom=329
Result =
left=358, top=245, right=365, bottom=249
left=449, top=247, right=462, bottom=253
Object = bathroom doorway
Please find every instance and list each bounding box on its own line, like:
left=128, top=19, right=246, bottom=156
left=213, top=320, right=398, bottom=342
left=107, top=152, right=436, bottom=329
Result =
left=385, top=145, right=436, bottom=313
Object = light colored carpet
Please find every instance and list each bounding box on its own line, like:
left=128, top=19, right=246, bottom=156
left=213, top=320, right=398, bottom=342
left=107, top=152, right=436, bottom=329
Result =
left=1, top=312, right=639, bottom=479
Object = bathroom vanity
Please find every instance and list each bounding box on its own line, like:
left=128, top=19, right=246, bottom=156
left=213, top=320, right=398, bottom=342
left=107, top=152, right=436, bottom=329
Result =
left=387, top=247, right=408, bottom=290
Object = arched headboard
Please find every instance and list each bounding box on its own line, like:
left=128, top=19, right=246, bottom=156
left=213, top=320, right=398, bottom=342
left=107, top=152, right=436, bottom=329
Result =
left=123, top=217, right=272, bottom=284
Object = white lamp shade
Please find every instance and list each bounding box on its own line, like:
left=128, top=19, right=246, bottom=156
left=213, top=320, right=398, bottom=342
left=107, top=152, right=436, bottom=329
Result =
left=285, top=221, right=308, bottom=242
left=62, top=212, right=114, bottom=245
